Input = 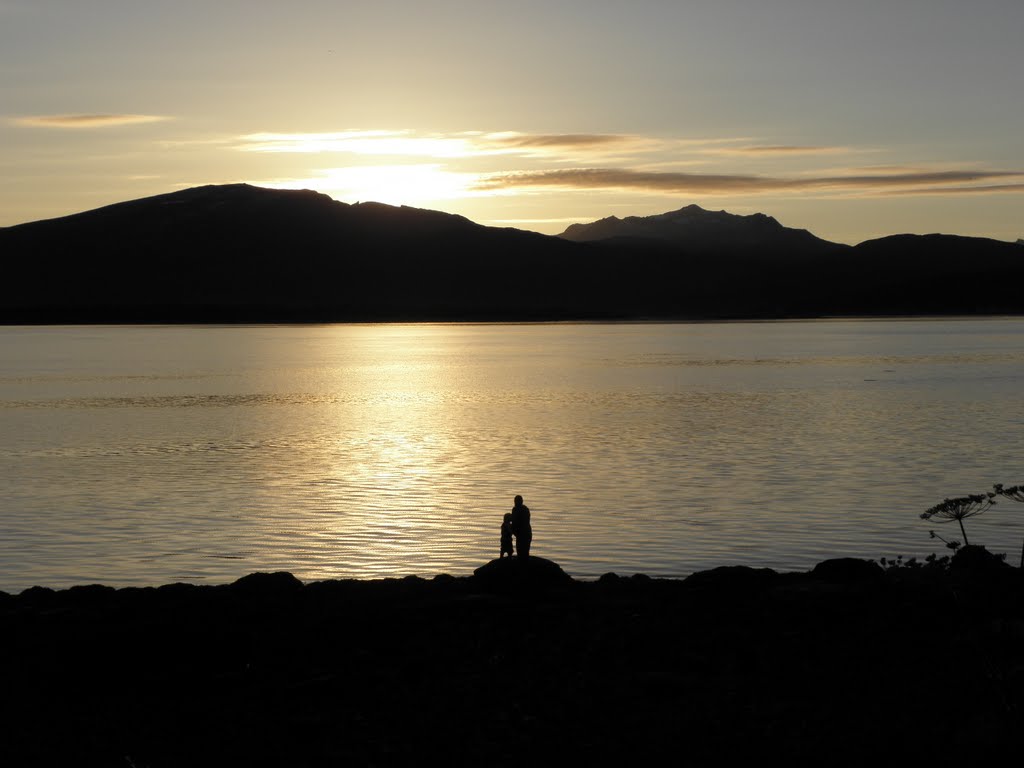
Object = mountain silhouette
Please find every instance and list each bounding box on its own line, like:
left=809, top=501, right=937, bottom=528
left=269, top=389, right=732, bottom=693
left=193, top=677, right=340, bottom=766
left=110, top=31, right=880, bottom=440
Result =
left=0, top=184, right=599, bottom=322
left=560, top=204, right=842, bottom=255
left=1, top=184, right=1021, bottom=322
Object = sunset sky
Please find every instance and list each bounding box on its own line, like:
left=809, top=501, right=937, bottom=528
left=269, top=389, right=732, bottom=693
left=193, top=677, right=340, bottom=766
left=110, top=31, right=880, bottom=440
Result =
left=2, top=0, right=1022, bottom=244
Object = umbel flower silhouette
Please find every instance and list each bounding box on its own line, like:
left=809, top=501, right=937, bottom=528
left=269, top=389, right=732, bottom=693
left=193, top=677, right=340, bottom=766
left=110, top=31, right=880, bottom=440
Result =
left=994, top=483, right=1024, bottom=503
left=920, top=493, right=997, bottom=547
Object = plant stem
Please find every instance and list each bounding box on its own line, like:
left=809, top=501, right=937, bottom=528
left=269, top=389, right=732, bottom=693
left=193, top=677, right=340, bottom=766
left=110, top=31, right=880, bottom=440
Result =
left=958, top=518, right=969, bottom=547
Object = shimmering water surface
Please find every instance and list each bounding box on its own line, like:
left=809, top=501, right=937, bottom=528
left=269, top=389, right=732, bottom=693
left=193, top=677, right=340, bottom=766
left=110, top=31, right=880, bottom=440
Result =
left=2, top=320, right=1024, bottom=590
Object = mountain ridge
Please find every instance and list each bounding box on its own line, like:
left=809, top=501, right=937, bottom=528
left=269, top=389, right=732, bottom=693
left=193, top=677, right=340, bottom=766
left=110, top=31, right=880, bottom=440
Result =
left=562, top=204, right=841, bottom=255
left=1, top=184, right=1021, bottom=322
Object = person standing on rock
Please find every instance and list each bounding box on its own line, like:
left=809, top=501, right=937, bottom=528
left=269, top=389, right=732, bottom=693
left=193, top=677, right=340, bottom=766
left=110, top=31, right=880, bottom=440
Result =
left=511, top=495, right=532, bottom=558
left=500, top=513, right=515, bottom=559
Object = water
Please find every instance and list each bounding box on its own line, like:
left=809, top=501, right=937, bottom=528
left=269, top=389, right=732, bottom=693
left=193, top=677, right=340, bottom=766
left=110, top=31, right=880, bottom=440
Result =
left=2, top=319, right=1023, bottom=591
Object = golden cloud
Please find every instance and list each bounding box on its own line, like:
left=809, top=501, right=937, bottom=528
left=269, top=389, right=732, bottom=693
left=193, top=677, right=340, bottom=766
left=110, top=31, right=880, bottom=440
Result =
left=887, top=183, right=1024, bottom=196
left=237, top=130, right=651, bottom=160
left=483, top=132, right=636, bottom=149
left=14, top=114, right=168, bottom=128
left=705, top=145, right=851, bottom=156
left=476, top=167, right=1024, bottom=195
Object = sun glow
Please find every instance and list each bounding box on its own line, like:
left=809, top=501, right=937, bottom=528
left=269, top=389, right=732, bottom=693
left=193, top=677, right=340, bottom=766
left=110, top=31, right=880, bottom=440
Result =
left=241, top=130, right=479, bottom=158
left=236, top=130, right=640, bottom=161
left=264, top=164, right=486, bottom=207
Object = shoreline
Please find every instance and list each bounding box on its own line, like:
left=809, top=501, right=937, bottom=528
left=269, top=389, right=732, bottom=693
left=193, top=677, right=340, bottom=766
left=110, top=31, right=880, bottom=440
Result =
left=4, top=312, right=1024, bottom=328
left=4, top=552, right=1024, bottom=764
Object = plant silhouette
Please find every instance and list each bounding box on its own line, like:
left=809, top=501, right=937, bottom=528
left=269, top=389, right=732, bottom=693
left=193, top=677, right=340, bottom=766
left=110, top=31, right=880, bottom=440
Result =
left=994, top=484, right=1024, bottom=503
left=920, top=493, right=997, bottom=547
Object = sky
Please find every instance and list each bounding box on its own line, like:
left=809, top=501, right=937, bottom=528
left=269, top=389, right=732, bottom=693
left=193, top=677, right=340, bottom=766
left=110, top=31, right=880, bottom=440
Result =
left=1, top=0, right=1022, bottom=244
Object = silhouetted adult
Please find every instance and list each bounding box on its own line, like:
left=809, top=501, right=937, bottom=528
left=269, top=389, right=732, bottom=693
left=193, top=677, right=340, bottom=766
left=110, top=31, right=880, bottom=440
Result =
left=510, top=494, right=532, bottom=558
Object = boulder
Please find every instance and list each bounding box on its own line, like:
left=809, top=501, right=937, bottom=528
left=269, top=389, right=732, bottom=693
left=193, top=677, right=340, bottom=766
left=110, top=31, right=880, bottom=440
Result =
left=17, top=586, right=56, bottom=605
left=229, top=571, right=304, bottom=599
left=951, top=545, right=1012, bottom=573
left=472, top=556, right=573, bottom=592
left=810, top=558, right=885, bottom=583
left=683, top=565, right=778, bottom=591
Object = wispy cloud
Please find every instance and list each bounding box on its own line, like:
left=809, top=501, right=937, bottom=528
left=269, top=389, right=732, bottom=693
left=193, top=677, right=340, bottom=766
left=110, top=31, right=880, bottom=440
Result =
left=236, top=129, right=652, bottom=161
left=14, top=114, right=169, bottom=129
left=479, top=132, right=655, bottom=159
left=479, top=168, right=785, bottom=193
left=235, top=127, right=1024, bottom=204
left=819, top=170, right=1022, bottom=188
left=487, top=133, right=630, bottom=149
left=704, top=145, right=852, bottom=157
left=888, top=183, right=1024, bottom=196
left=239, top=130, right=474, bottom=157
left=476, top=167, right=1024, bottom=196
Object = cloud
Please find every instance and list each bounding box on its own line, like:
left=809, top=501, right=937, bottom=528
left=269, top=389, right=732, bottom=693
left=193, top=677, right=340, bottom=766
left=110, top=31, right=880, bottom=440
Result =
left=705, top=145, right=852, bottom=157
left=487, top=133, right=630, bottom=149
left=476, top=167, right=1024, bottom=196
left=254, top=164, right=485, bottom=206
left=816, top=170, right=1022, bottom=187
left=238, top=130, right=478, bottom=157
left=888, top=183, right=1024, bottom=196
left=232, top=127, right=1024, bottom=202
left=236, top=129, right=651, bottom=161
left=14, top=114, right=169, bottom=129
left=479, top=168, right=789, bottom=193
left=479, top=132, right=647, bottom=157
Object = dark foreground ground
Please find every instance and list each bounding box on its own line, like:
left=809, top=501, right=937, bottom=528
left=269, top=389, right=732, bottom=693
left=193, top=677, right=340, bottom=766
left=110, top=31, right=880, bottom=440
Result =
left=3, top=550, right=1024, bottom=767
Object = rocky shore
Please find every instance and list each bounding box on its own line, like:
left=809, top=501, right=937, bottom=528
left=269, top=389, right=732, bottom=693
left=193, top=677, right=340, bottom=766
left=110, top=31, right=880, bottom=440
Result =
left=3, top=550, right=1024, bottom=766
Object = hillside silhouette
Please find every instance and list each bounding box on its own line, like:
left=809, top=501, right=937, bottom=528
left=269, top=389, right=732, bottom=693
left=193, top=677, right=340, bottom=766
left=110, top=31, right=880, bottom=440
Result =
left=1, top=184, right=1021, bottom=322
left=559, top=203, right=842, bottom=256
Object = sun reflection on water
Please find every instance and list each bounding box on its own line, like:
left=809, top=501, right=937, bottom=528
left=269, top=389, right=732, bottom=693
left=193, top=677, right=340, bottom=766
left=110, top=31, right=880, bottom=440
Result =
left=3, top=320, right=1024, bottom=590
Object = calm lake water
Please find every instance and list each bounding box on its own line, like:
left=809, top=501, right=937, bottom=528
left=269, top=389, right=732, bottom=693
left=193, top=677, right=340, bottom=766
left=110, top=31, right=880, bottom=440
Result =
left=2, top=319, right=1023, bottom=591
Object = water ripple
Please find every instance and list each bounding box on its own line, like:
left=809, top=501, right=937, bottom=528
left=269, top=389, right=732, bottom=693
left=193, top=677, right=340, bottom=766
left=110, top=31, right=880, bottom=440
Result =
left=1, top=320, right=1024, bottom=590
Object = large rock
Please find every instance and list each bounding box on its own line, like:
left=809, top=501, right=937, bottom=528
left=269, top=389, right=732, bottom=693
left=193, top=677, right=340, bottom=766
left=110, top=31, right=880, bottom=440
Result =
left=810, top=558, right=885, bottom=583
left=472, top=556, right=573, bottom=592
left=683, top=565, right=778, bottom=591
left=951, top=545, right=1012, bottom=573
left=229, top=571, right=304, bottom=599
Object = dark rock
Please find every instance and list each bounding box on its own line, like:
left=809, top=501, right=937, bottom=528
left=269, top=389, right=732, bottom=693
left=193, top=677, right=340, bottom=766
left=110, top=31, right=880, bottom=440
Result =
left=952, top=545, right=1012, bottom=573
left=472, top=556, right=572, bottom=592
left=683, top=565, right=778, bottom=590
left=17, top=585, right=56, bottom=604
left=65, top=584, right=117, bottom=603
left=810, top=558, right=885, bottom=583
left=7, top=558, right=1024, bottom=764
left=229, top=571, right=304, bottom=598
left=154, top=582, right=203, bottom=602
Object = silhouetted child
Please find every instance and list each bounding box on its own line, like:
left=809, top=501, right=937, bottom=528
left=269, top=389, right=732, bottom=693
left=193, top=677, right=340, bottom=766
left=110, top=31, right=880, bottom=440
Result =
left=500, top=513, right=514, bottom=558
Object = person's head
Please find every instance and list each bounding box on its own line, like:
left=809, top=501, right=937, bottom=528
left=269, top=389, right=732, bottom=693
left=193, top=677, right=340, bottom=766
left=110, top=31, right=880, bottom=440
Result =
left=503, top=513, right=512, bottom=523
left=514, top=495, right=523, bottom=505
